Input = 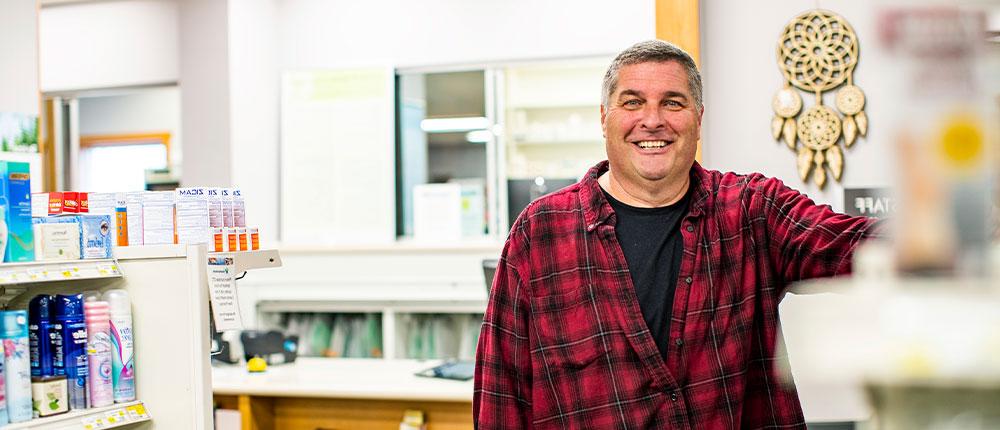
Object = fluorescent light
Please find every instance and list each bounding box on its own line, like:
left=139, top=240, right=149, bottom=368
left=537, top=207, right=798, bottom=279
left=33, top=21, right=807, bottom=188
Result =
left=465, top=130, right=493, bottom=143
left=420, top=117, right=490, bottom=133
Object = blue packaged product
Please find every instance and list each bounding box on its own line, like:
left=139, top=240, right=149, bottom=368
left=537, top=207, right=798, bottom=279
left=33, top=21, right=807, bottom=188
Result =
left=78, top=215, right=113, bottom=259
left=0, top=161, right=34, bottom=262
left=29, top=295, right=55, bottom=377
left=52, top=294, right=87, bottom=410
left=1, top=310, right=34, bottom=423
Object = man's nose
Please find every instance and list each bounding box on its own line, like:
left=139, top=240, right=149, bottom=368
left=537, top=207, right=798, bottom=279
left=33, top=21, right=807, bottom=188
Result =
left=639, top=105, right=665, bottom=130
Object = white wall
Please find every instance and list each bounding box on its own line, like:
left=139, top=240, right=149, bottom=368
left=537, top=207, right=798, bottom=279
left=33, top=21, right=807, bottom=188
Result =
left=78, top=88, right=181, bottom=135
left=78, top=87, right=183, bottom=167
left=276, top=0, right=654, bottom=69
left=701, top=0, right=894, bottom=211
left=228, top=0, right=279, bottom=242
left=39, top=0, right=179, bottom=92
left=0, top=0, right=39, bottom=115
left=178, top=0, right=231, bottom=187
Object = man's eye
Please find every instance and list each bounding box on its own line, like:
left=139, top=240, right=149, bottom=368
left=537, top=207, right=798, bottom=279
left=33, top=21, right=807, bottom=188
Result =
left=665, top=100, right=683, bottom=108
left=623, top=99, right=642, bottom=107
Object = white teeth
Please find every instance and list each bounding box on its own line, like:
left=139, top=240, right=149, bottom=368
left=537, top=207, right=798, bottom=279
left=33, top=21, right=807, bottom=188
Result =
left=636, top=140, right=668, bottom=148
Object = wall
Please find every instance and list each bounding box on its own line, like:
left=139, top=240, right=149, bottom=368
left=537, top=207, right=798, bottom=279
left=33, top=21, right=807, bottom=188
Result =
left=701, top=0, right=895, bottom=211
left=39, top=0, right=179, bottom=92
left=78, top=88, right=181, bottom=135
left=0, top=0, right=39, bottom=115
left=78, top=87, right=183, bottom=167
left=277, top=0, right=654, bottom=70
left=228, top=0, right=279, bottom=242
left=178, top=0, right=232, bottom=188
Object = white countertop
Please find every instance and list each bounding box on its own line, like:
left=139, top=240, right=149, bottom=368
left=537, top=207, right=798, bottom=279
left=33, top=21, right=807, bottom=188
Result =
left=212, top=358, right=474, bottom=402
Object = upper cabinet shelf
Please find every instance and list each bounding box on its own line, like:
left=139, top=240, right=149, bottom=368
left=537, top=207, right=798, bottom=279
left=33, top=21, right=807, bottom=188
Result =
left=0, top=259, right=122, bottom=286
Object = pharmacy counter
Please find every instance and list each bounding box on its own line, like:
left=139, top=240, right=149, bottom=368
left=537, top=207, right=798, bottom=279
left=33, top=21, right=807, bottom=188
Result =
left=212, top=358, right=473, bottom=430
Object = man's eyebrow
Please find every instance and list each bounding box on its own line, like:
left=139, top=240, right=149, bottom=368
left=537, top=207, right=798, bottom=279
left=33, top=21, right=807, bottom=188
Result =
left=617, top=89, right=643, bottom=99
left=662, top=90, right=690, bottom=100
left=617, top=89, right=690, bottom=100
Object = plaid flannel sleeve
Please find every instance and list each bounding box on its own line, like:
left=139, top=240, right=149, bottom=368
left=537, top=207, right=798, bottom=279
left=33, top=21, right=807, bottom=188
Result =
left=753, top=174, right=884, bottom=284
left=474, top=235, right=533, bottom=429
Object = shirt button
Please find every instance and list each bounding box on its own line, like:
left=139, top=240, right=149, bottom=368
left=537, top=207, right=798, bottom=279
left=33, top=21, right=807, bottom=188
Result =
left=685, top=225, right=694, bottom=232
left=670, top=392, right=679, bottom=402
left=685, top=276, right=692, bottom=284
left=675, top=338, right=684, bottom=347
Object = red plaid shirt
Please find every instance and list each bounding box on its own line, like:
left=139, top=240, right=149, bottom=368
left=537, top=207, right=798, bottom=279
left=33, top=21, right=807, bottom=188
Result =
left=474, top=161, right=881, bottom=429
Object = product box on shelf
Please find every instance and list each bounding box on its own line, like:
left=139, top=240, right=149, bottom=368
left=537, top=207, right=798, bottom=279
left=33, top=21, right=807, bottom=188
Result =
left=220, top=189, right=234, bottom=227
left=31, top=192, right=62, bottom=218
left=141, top=191, right=174, bottom=245
left=0, top=161, right=35, bottom=262
left=88, top=192, right=128, bottom=247
left=33, top=215, right=113, bottom=260
left=32, top=217, right=82, bottom=261
left=125, top=191, right=144, bottom=246
left=176, top=187, right=210, bottom=245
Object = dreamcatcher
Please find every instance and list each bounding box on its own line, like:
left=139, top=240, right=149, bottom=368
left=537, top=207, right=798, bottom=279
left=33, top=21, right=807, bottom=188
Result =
left=772, top=10, right=866, bottom=187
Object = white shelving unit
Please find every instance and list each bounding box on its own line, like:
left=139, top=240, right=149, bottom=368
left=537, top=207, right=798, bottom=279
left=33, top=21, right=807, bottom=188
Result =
left=2, top=246, right=282, bottom=429
left=238, top=244, right=497, bottom=361
left=2, top=400, right=150, bottom=430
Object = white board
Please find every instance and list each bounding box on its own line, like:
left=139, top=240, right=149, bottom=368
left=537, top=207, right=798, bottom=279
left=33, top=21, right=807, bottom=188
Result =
left=280, top=68, right=396, bottom=244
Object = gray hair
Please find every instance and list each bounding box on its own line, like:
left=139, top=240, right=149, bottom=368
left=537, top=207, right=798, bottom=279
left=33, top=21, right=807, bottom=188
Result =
left=602, top=40, right=703, bottom=110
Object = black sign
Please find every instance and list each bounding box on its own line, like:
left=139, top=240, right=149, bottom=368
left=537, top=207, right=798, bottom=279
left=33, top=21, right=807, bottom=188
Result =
left=844, top=188, right=895, bottom=218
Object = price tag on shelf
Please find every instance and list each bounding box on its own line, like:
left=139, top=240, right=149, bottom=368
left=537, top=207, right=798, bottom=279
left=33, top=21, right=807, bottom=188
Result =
left=60, top=265, right=80, bottom=279
left=26, top=268, right=46, bottom=281
left=126, top=402, right=149, bottom=420
left=82, top=416, right=107, bottom=429
left=105, top=408, right=126, bottom=424
left=97, top=263, right=116, bottom=276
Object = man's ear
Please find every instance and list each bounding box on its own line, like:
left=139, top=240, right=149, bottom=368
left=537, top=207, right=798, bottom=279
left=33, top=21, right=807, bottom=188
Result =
left=600, top=104, right=607, bottom=138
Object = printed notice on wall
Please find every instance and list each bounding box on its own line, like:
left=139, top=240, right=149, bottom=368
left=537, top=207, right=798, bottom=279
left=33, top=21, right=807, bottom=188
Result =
left=207, top=256, right=243, bottom=331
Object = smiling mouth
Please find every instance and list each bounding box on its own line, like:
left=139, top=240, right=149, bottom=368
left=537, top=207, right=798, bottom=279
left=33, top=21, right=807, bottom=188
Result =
left=633, top=140, right=672, bottom=149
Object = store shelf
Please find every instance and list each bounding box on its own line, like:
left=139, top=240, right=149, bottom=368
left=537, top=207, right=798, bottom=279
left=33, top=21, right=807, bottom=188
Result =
left=115, top=244, right=188, bottom=260
left=210, top=249, right=283, bottom=273
left=0, top=259, right=122, bottom=286
left=2, top=400, right=150, bottom=430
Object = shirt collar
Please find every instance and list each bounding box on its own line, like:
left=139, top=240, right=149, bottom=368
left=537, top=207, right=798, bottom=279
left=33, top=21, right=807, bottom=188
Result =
left=579, top=160, right=713, bottom=232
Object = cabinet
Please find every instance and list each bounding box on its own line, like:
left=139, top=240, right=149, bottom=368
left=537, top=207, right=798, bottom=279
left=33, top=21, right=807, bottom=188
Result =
left=501, top=58, right=610, bottom=180
left=235, top=243, right=499, bottom=361
left=0, top=245, right=280, bottom=429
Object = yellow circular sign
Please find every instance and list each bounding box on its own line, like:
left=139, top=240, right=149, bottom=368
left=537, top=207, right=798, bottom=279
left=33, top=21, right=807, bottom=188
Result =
left=939, top=114, right=984, bottom=168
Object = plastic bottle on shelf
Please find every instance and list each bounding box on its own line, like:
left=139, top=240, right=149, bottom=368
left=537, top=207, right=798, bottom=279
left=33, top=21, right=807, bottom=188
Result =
left=83, top=301, right=113, bottom=408
left=28, top=295, right=55, bottom=377
left=1, top=311, right=33, bottom=422
left=53, top=294, right=88, bottom=410
left=0, top=201, right=8, bottom=261
left=103, top=289, right=135, bottom=402
left=0, top=337, right=7, bottom=425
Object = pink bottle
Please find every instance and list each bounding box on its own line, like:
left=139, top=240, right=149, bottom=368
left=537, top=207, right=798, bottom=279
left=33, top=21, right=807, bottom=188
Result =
left=83, top=301, right=113, bottom=408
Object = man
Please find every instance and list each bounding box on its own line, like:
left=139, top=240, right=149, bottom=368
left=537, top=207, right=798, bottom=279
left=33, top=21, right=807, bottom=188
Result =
left=474, top=40, right=880, bottom=429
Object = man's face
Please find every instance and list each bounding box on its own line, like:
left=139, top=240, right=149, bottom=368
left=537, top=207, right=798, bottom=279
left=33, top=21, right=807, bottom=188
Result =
left=601, top=61, right=703, bottom=190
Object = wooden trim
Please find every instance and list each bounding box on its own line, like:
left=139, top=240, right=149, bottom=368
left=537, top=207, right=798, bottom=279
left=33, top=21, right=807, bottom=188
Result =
left=655, top=0, right=702, bottom=162
left=655, top=0, right=701, bottom=65
left=79, top=132, right=171, bottom=165
left=41, top=99, right=56, bottom=191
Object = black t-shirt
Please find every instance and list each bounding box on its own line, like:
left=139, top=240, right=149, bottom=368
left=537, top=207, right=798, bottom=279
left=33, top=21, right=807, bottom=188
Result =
left=601, top=187, right=690, bottom=360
